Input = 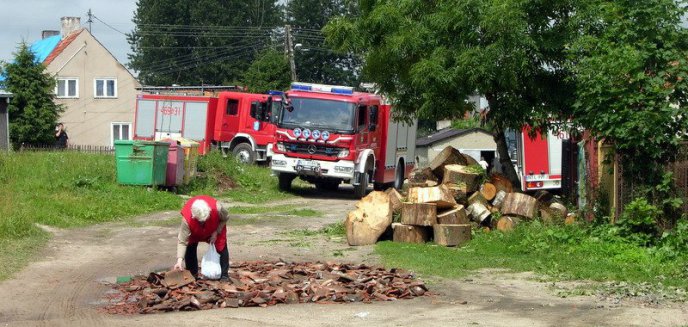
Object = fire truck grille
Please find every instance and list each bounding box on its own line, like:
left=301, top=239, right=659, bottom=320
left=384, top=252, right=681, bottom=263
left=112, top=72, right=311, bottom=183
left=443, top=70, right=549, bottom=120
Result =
left=284, top=143, right=343, bottom=157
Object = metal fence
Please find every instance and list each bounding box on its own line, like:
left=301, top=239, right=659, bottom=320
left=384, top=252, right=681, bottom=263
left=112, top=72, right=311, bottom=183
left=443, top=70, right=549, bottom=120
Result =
left=19, top=144, right=114, bottom=154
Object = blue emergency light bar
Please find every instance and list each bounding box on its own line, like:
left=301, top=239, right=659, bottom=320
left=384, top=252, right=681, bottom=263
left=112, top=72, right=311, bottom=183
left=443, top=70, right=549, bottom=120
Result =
left=267, top=90, right=284, bottom=96
left=290, top=82, right=354, bottom=95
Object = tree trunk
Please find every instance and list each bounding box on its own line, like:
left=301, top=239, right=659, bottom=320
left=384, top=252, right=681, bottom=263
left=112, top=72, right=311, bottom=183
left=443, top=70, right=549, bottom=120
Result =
left=429, top=146, right=468, bottom=180
left=401, top=202, right=437, bottom=226
left=392, top=223, right=431, bottom=243
left=500, top=192, right=538, bottom=219
left=385, top=188, right=404, bottom=213
left=345, top=191, right=393, bottom=245
left=480, top=183, right=497, bottom=201
left=437, top=205, right=469, bottom=224
left=407, top=185, right=457, bottom=209
left=433, top=224, right=472, bottom=247
left=491, top=126, right=522, bottom=191
left=443, top=164, right=481, bottom=192
left=496, top=216, right=520, bottom=232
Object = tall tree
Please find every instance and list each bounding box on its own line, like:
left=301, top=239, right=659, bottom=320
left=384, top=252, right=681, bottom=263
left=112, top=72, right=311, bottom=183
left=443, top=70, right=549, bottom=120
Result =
left=2, top=43, right=63, bottom=148
left=325, top=0, right=577, bottom=187
left=128, top=0, right=282, bottom=86
left=569, top=0, right=688, bottom=188
left=288, top=0, right=361, bottom=86
left=243, top=48, right=291, bottom=93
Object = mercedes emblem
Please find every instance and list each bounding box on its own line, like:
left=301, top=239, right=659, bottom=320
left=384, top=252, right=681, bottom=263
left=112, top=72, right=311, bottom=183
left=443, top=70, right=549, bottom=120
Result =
left=307, top=144, right=317, bottom=154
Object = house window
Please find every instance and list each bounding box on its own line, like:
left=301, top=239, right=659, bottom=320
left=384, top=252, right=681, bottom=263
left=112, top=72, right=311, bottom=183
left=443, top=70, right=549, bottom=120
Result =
left=56, top=78, right=78, bottom=98
left=95, top=78, right=117, bottom=98
left=112, top=122, right=131, bottom=145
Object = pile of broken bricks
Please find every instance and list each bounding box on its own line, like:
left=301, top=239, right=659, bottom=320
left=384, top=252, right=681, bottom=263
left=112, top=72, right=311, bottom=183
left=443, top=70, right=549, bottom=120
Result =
left=100, top=261, right=429, bottom=314
left=345, top=146, right=576, bottom=248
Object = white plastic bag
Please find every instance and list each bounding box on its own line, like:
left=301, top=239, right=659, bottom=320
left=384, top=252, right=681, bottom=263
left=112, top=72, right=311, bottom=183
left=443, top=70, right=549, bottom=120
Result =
left=201, top=244, right=222, bottom=280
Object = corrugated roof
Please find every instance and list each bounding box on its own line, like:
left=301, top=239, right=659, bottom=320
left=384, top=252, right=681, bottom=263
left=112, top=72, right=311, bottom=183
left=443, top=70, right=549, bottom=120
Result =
left=29, top=35, right=61, bottom=63
left=43, top=30, right=83, bottom=66
left=416, top=127, right=491, bottom=146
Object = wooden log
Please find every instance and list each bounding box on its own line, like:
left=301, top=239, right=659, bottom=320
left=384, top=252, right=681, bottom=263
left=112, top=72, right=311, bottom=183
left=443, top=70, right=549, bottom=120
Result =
left=490, top=173, right=514, bottom=194
left=496, top=216, right=520, bottom=232
left=533, top=190, right=554, bottom=204
left=500, top=192, right=538, bottom=219
left=437, top=205, right=469, bottom=225
left=433, top=224, right=472, bottom=247
left=345, top=191, right=393, bottom=246
left=461, top=154, right=479, bottom=166
left=467, top=191, right=487, bottom=206
left=443, top=165, right=481, bottom=192
left=392, top=223, right=431, bottom=243
left=549, top=202, right=568, bottom=218
left=429, top=147, right=468, bottom=180
left=445, top=183, right=468, bottom=204
left=467, top=202, right=491, bottom=224
left=491, top=190, right=507, bottom=208
left=565, top=213, right=577, bottom=225
left=401, top=202, right=437, bottom=226
left=408, top=167, right=438, bottom=184
left=385, top=188, right=404, bottom=213
left=480, top=183, right=497, bottom=201
left=407, top=185, right=457, bottom=209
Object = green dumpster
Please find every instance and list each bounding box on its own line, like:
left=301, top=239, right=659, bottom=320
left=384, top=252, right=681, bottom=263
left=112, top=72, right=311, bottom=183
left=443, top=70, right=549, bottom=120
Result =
left=115, top=140, right=170, bottom=186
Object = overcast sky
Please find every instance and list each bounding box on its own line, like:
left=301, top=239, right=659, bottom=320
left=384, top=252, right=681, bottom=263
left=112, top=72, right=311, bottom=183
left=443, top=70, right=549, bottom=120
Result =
left=0, top=0, right=137, bottom=68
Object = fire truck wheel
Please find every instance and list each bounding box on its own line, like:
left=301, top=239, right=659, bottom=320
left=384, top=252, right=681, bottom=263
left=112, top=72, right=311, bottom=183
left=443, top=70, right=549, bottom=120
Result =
left=232, top=143, right=255, bottom=164
left=354, top=172, right=369, bottom=198
left=278, top=173, right=295, bottom=191
left=393, top=164, right=404, bottom=190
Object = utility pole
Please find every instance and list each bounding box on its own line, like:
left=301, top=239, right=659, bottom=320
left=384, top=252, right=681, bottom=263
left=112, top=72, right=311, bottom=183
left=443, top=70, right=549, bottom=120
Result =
left=87, top=9, right=93, bottom=32
left=285, top=24, right=297, bottom=82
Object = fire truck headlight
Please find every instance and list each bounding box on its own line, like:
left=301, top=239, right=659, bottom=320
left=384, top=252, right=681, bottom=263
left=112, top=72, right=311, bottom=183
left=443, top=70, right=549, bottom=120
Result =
left=302, top=129, right=311, bottom=139
left=321, top=131, right=330, bottom=141
left=337, top=149, right=350, bottom=158
left=293, top=128, right=302, bottom=138
left=312, top=130, right=321, bottom=140
left=276, top=142, right=286, bottom=152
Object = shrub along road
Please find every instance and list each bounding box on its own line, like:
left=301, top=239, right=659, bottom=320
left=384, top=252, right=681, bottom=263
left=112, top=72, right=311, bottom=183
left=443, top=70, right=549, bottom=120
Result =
left=0, top=189, right=686, bottom=327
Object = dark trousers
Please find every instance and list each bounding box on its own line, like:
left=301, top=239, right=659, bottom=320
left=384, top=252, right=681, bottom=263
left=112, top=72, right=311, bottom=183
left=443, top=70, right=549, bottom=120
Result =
left=184, top=243, right=229, bottom=279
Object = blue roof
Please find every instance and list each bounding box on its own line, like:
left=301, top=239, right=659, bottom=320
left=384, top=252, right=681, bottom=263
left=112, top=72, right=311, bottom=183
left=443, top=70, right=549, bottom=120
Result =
left=30, top=35, right=61, bottom=63
left=0, top=35, right=61, bottom=84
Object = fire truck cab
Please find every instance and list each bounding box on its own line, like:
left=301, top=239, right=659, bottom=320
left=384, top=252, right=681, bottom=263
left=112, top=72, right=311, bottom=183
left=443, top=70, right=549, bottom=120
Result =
left=134, top=92, right=276, bottom=163
left=270, top=83, right=417, bottom=197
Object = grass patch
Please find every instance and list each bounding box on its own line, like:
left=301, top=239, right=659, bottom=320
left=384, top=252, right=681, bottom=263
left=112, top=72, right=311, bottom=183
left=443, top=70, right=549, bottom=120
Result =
left=286, top=222, right=346, bottom=238
left=376, top=222, right=688, bottom=294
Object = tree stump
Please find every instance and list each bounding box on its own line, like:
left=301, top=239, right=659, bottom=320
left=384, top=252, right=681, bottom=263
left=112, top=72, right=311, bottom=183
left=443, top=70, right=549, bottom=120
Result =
left=408, top=167, right=438, bottom=184
left=467, top=202, right=491, bottom=224
left=500, top=192, right=538, bottom=219
left=437, top=205, right=469, bottom=224
left=433, top=224, right=472, bottom=247
left=445, top=183, right=468, bottom=204
left=429, top=147, right=468, bottom=180
left=490, top=173, right=514, bottom=193
left=468, top=191, right=487, bottom=206
left=407, top=185, right=457, bottom=209
left=385, top=188, right=404, bottom=213
left=491, top=190, right=507, bottom=208
left=392, top=223, right=431, bottom=243
left=345, top=191, right=393, bottom=245
left=496, top=216, right=520, bottom=232
left=401, top=202, right=437, bottom=226
left=549, top=202, right=568, bottom=218
left=443, top=165, right=481, bottom=192
left=480, top=183, right=497, bottom=201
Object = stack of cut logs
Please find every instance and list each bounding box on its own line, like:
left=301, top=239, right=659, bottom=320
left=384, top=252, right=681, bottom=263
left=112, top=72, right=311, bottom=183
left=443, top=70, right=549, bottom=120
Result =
left=345, top=146, right=574, bottom=247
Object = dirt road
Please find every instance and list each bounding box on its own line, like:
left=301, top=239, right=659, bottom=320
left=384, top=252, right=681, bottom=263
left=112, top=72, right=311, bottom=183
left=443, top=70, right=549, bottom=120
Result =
left=0, top=190, right=686, bottom=327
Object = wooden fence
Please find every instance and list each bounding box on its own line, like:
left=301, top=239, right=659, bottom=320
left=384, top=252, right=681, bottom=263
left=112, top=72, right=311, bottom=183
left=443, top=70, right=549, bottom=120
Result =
left=19, top=144, right=114, bottom=154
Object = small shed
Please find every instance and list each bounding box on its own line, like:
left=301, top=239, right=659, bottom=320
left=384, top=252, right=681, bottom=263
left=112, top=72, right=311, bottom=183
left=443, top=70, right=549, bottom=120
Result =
left=415, top=128, right=497, bottom=168
left=0, top=90, right=11, bottom=151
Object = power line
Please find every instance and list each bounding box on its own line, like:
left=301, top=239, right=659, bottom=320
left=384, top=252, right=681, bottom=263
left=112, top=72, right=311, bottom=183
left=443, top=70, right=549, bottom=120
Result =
left=92, top=15, right=127, bottom=36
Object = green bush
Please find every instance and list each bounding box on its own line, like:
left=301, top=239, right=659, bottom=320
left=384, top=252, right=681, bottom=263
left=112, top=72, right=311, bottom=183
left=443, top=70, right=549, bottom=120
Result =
left=617, top=198, right=661, bottom=246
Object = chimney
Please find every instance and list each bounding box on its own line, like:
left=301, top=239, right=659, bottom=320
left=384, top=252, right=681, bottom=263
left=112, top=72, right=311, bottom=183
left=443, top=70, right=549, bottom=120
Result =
left=42, top=30, right=59, bottom=39
left=60, top=17, right=81, bottom=38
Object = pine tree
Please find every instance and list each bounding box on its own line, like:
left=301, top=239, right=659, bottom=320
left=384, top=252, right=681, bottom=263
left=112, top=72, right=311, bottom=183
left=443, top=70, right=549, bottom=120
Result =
left=3, top=43, right=63, bottom=148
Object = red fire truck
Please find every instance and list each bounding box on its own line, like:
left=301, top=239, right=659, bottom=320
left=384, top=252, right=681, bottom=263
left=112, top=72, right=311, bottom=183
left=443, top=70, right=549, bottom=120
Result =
left=133, top=92, right=276, bottom=163
left=515, top=126, right=567, bottom=191
left=270, top=83, right=417, bottom=197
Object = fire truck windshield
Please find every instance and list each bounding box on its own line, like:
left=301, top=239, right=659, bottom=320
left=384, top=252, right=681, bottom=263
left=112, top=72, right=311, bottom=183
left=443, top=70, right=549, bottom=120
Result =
left=279, top=97, right=356, bottom=133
